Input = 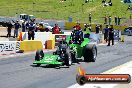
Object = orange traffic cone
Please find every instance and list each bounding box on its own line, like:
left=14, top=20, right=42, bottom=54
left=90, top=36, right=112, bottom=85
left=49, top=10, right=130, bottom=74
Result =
left=19, top=32, right=22, bottom=41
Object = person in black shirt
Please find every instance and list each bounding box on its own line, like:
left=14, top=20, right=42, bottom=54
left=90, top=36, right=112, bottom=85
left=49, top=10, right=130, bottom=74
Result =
left=89, top=13, right=92, bottom=23
left=28, top=20, right=36, bottom=40
left=96, top=25, right=100, bottom=34
left=107, top=25, right=114, bottom=46
left=6, top=21, right=13, bottom=37
left=114, top=16, right=117, bottom=25
left=103, top=25, right=109, bottom=43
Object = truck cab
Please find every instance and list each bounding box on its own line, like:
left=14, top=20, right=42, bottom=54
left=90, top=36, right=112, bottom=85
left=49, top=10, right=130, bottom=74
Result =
left=19, top=14, right=35, bottom=21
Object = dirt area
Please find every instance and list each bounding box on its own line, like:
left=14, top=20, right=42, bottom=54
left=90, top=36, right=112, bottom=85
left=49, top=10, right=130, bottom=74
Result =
left=0, top=27, right=22, bottom=37
left=0, top=27, right=14, bottom=36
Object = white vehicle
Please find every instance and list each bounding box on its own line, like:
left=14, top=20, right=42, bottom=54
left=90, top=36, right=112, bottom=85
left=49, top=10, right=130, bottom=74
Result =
left=19, top=14, right=35, bottom=22
left=39, top=22, right=53, bottom=31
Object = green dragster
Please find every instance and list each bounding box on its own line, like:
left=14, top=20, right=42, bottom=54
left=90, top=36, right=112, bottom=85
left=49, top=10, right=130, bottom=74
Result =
left=33, top=30, right=97, bottom=67
left=33, top=54, right=63, bottom=65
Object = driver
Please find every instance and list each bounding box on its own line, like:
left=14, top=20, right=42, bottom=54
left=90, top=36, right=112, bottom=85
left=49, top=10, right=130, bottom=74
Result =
left=70, top=29, right=84, bottom=44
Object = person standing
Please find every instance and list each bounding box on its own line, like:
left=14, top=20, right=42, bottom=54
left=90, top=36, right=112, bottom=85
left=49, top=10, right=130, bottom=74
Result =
left=85, top=0, right=89, bottom=3
left=89, top=13, right=92, bottom=23
left=28, top=20, right=36, bottom=40
left=75, top=23, right=81, bottom=30
left=103, top=25, right=109, bottom=43
left=52, top=24, right=61, bottom=34
left=104, top=16, right=108, bottom=24
left=7, top=21, right=13, bottom=37
left=22, top=21, right=26, bottom=32
left=84, top=24, right=91, bottom=38
left=114, top=16, right=117, bottom=25
left=117, top=16, right=121, bottom=25
left=108, top=16, right=112, bottom=25
left=14, top=20, right=21, bottom=38
left=95, top=25, right=100, bottom=34
left=127, top=5, right=131, bottom=10
left=107, top=25, right=114, bottom=46
left=88, top=24, right=92, bottom=32
left=108, top=0, right=112, bottom=6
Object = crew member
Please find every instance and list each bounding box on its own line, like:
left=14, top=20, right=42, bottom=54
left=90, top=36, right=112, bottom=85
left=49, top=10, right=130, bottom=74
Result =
left=28, top=19, right=36, bottom=40
left=103, top=25, right=109, bottom=43
left=14, top=20, right=21, bottom=38
left=108, top=25, right=114, bottom=46
left=84, top=24, right=91, bottom=38
left=75, top=23, right=81, bottom=30
left=52, top=24, right=61, bottom=34
left=7, top=21, right=13, bottom=37
left=95, top=25, right=100, bottom=34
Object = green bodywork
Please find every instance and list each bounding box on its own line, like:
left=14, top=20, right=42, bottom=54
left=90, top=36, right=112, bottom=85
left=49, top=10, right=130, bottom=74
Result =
left=33, top=31, right=90, bottom=65
left=66, top=35, right=90, bottom=58
left=33, top=54, right=63, bottom=65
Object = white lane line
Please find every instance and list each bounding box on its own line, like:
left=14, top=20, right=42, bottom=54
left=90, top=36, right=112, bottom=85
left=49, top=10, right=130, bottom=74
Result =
left=68, top=61, right=132, bottom=88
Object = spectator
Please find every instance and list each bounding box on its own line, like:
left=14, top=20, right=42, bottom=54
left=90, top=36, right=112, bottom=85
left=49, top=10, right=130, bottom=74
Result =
left=102, top=0, right=106, bottom=4
left=89, top=13, right=92, bottom=23
left=38, top=23, right=45, bottom=32
left=85, top=0, right=89, bottom=3
left=108, top=0, right=112, bottom=6
left=35, top=23, right=39, bottom=32
left=107, top=25, right=114, bottom=46
left=95, top=25, right=100, bottom=34
left=14, top=20, right=21, bottom=38
left=84, top=24, right=88, bottom=31
left=28, top=20, right=36, bottom=40
left=22, top=21, right=26, bottom=32
left=84, top=24, right=91, bottom=38
left=6, top=21, right=13, bottom=37
left=102, top=0, right=107, bottom=7
left=127, top=5, right=131, bottom=10
left=108, top=16, right=112, bottom=25
left=130, top=15, right=132, bottom=19
left=52, top=24, right=61, bottom=34
left=104, top=16, right=108, bottom=24
left=117, top=16, right=121, bottom=25
left=88, top=24, right=92, bottom=31
left=26, top=21, right=29, bottom=30
left=103, top=25, right=109, bottom=43
left=75, top=23, right=81, bottom=30
left=114, top=16, right=118, bottom=25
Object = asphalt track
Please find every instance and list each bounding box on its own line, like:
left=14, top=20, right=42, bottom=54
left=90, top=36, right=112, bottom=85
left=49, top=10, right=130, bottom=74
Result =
left=0, top=36, right=132, bottom=88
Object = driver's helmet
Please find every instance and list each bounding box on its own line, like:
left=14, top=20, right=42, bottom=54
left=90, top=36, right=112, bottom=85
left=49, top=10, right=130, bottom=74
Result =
left=59, top=40, right=67, bottom=50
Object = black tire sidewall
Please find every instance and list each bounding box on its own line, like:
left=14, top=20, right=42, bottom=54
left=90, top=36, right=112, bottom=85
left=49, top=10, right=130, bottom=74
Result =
left=35, top=50, right=44, bottom=61
left=83, top=44, right=97, bottom=62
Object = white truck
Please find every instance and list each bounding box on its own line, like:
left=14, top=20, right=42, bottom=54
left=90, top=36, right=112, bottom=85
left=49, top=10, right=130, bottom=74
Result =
left=19, top=14, right=35, bottom=22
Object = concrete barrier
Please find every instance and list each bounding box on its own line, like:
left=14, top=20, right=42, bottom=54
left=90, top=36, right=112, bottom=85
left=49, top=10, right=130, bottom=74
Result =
left=18, top=32, right=52, bottom=48
left=0, top=41, right=16, bottom=55
left=20, top=40, right=43, bottom=52
left=45, top=34, right=55, bottom=49
left=65, top=22, right=85, bottom=30
left=65, top=22, right=129, bottom=32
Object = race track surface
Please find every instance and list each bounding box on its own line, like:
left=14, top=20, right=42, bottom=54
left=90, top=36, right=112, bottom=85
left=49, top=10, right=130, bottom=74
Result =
left=0, top=36, right=132, bottom=88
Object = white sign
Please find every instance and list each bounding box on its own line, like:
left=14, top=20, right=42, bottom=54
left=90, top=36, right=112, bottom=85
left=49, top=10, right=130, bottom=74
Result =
left=0, top=41, right=16, bottom=55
